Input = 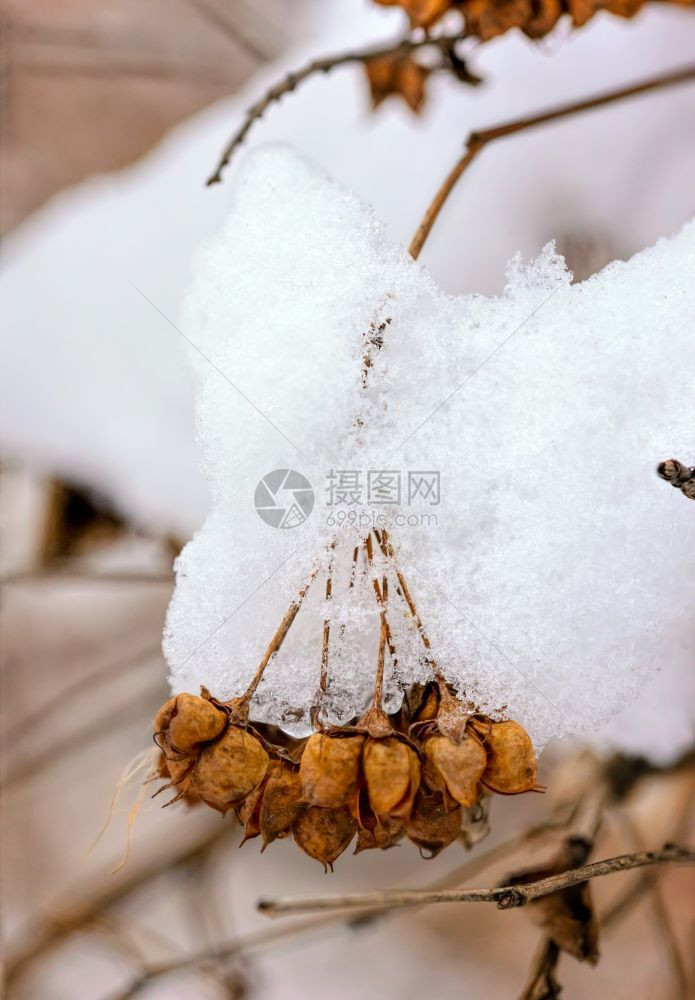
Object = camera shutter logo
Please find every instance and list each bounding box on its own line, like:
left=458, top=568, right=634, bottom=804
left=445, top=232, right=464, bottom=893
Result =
left=254, top=469, right=315, bottom=529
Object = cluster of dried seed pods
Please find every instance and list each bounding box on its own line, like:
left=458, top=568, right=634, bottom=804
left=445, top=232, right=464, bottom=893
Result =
left=154, top=528, right=539, bottom=867
left=154, top=676, right=538, bottom=869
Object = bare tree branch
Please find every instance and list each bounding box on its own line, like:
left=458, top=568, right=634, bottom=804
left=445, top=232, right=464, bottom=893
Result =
left=258, top=844, right=695, bottom=917
left=408, top=64, right=695, bottom=258
left=206, top=32, right=470, bottom=185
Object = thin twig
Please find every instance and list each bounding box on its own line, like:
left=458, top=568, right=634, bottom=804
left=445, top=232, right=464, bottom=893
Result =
left=258, top=844, right=695, bottom=917
left=408, top=64, right=695, bottom=259
left=319, top=558, right=334, bottom=695
left=614, top=810, right=689, bottom=999
left=107, top=795, right=579, bottom=997
left=206, top=33, right=467, bottom=185
left=365, top=532, right=398, bottom=671
left=109, top=914, right=351, bottom=1000
left=2, top=640, right=162, bottom=748
left=520, top=938, right=561, bottom=1000
left=239, top=570, right=318, bottom=705
left=5, top=824, right=231, bottom=989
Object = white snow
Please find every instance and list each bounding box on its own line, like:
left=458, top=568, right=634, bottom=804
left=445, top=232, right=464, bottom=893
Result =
left=2, top=0, right=694, bottom=758
left=2, top=4, right=694, bottom=541
left=163, top=147, right=695, bottom=749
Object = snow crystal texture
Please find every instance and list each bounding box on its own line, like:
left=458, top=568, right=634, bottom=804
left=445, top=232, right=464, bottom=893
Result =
left=164, top=147, right=695, bottom=748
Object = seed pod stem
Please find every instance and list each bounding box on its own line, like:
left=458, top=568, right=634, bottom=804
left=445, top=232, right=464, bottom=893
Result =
left=374, top=528, right=442, bottom=681
left=373, top=610, right=388, bottom=709
left=236, top=569, right=319, bottom=718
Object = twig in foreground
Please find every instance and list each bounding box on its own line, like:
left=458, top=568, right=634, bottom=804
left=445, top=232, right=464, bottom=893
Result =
left=408, top=64, right=695, bottom=258
left=258, top=844, right=695, bottom=917
left=206, top=32, right=467, bottom=186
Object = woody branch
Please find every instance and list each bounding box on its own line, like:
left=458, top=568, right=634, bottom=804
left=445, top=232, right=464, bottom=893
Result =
left=257, top=844, right=695, bottom=917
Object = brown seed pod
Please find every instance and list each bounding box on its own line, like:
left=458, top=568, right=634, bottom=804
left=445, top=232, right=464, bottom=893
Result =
left=154, top=696, right=178, bottom=736
left=477, top=719, right=537, bottom=794
left=406, top=790, right=462, bottom=858
left=193, top=725, right=269, bottom=813
left=259, top=760, right=303, bottom=847
left=354, top=816, right=405, bottom=853
left=422, top=732, right=487, bottom=808
left=362, top=736, right=420, bottom=821
left=237, top=781, right=265, bottom=844
left=292, top=806, right=357, bottom=869
left=166, top=693, right=228, bottom=752
left=299, top=732, right=365, bottom=809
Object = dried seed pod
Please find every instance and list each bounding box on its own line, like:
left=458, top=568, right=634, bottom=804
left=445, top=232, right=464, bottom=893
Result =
left=259, top=760, right=303, bottom=847
left=406, top=790, right=462, bottom=858
left=459, top=791, right=492, bottom=849
left=422, top=733, right=487, bottom=808
left=292, top=806, right=357, bottom=869
left=479, top=719, right=537, bottom=794
left=162, top=751, right=196, bottom=787
left=155, top=749, right=200, bottom=805
left=154, top=696, right=177, bottom=736
left=167, top=693, right=228, bottom=752
left=435, top=686, right=477, bottom=745
left=193, top=725, right=269, bottom=813
left=363, top=736, right=420, bottom=820
left=237, top=782, right=265, bottom=844
left=299, top=733, right=364, bottom=809
left=409, top=681, right=441, bottom=725
left=354, top=817, right=404, bottom=853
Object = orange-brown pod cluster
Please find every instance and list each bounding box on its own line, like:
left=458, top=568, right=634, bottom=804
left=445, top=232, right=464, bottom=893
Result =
left=154, top=680, right=539, bottom=869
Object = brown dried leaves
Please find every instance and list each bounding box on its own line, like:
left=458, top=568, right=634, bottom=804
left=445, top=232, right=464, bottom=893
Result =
left=365, top=54, right=430, bottom=112
left=508, top=837, right=599, bottom=964
left=373, top=0, right=694, bottom=41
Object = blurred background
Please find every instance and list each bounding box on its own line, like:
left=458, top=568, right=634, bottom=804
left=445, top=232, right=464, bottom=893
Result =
left=1, top=1, right=694, bottom=998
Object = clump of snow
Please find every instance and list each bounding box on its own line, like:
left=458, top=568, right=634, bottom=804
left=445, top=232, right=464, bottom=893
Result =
left=2, top=5, right=694, bottom=541
left=164, top=146, right=695, bottom=748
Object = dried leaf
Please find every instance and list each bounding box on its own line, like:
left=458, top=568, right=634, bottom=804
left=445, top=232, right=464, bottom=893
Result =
left=406, top=790, right=462, bottom=857
left=365, top=55, right=429, bottom=113
left=373, top=0, right=452, bottom=26
left=292, top=806, right=357, bottom=869
left=422, top=733, right=487, bottom=807
left=463, top=0, right=535, bottom=39
left=193, top=725, right=269, bottom=813
left=371, top=0, right=693, bottom=41
left=507, top=838, right=599, bottom=962
left=299, top=733, right=364, bottom=808
left=363, top=736, right=420, bottom=819
left=479, top=719, right=537, bottom=794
